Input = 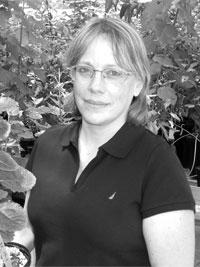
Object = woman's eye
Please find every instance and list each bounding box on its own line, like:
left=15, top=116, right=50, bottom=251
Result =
left=77, top=66, right=91, bottom=74
left=106, top=69, right=122, bottom=77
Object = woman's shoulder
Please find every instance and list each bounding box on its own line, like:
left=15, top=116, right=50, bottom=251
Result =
left=134, top=124, right=171, bottom=152
left=37, top=120, right=80, bottom=144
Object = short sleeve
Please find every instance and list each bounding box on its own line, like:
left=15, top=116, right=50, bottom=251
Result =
left=141, top=142, right=195, bottom=218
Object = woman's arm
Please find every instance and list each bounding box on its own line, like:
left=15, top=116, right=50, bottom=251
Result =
left=143, top=209, right=195, bottom=267
left=13, top=191, right=35, bottom=252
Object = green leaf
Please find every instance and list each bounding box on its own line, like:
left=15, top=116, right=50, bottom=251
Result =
left=17, top=131, right=34, bottom=139
left=0, top=165, right=36, bottom=193
left=14, top=27, right=30, bottom=46
left=154, top=19, right=178, bottom=46
left=25, top=0, right=43, bottom=10
left=37, top=106, right=54, bottom=114
left=27, top=15, right=45, bottom=30
left=120, top=4, right=129, bottom=18
left=0, top=189, right=8, bottom=200
left=0, top=151, right=18, bottom=171
left=0, top=8, right=11, bottom=27
left=143, top=34, right=157, bottom=53
left=6, top=36, right=21, bottom=62
left=10, top=77, right=27, bottom=95
left=0, top=119, right=11, bottom=141
left=168, top=128, right=176, bottom=140
left=157, top=86, right=177, bottom=106
left=46, top=104, right=61, bottom=116
left=0, top=68, right=16, bottom=85
left=0, top=229, right=14, bottom=243
left=105, top=0, right=113, bottom=13
left=112, top=0, right=119, bottom=10
left=33, top=68, right=46, bottom=82
left=8, top=1, right=24, bottom=16
left=170, top=112, right=181, bottom=121
left=153, top=55, right=174, bottom=67
left=141, top=0, right=173, bottom=31
left=150, top=62, right=161, bottom=75
left=0, top=202, right=26, bottom=242
left=176, top=2, right=195, bottom=32
left=10, top=122, right=34, bottom=140
left=26, top=108, right=43, bottom=120
left=0, top=96, right=19, bottom=116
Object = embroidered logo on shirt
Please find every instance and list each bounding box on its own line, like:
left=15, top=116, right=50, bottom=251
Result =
left=109, top=192, right=117, bottom=200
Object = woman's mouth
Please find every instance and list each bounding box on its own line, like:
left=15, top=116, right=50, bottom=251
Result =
left=85, top=99, right=109, bottom=107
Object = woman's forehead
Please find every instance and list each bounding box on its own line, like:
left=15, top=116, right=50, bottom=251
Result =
left=79, top=36, right=119, bottom=67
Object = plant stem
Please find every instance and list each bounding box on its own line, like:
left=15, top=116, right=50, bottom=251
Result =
left=173, top=8, right=179, bottom=26
left=17, top=0, right=25, bottom=76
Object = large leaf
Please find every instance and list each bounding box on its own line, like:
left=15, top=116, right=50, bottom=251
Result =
left=0, top=166, right=36, bottom=193
left=33, top=68, right=46, bottom=81
left=105, top=0, right=113, bottom=13
left=37, top=106, right=54, bottom=114
left=0, top=229, right=15, bottom=243
left=0, top=119, right=11, bottom=141
left=0, top=189, right=8, bottom=200
left=153, top=55, right=174, bottom=67
left=141, top=0, right=173, bottom=31
left=6, top=36, right=21, bottom=62
left=15, top=27, right=47, bottom=47
left=0, top=8, right=11, bottom=27
left=0, top=68, right=16, bottom=85
left=10, top=76, right=27, bottom=95
left=176, top=1, right=196, bottom=33
left=0, top=202, right=26, bottom=242
left=120, top=4, right=129, bottom=19
left=8, top=1, right=24, bottom=15
left=25, top=0, right=43, bottom=10
left=26, top=108, right=43, bottom=120
left=0, top=96, right=19, bottom=116
left=10, top=122, right=34, bottom=140
left=157, top=86, right=177, bottom=106
left=150, top=62, right=161, bottom=75
left=154, top=19, right=178, bottom=46
left=143, top=34, right=157, bottom=53
left=0, top=151, right=18, bottom=171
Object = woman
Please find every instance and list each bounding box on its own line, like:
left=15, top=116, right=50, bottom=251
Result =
left=14, top=17, right=195, bottom=266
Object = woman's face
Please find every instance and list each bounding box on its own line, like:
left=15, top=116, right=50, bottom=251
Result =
left=72, top=36, right=142, bottom=129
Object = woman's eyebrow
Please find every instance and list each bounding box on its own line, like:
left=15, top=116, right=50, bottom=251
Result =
left=78, top=61, right=121, bottom=69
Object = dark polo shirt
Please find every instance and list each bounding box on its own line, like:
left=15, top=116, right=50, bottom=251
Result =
left=27, top=121, right=195, bottom=266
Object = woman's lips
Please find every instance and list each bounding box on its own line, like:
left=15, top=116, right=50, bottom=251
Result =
left=85, top=99, right=108, bottom=106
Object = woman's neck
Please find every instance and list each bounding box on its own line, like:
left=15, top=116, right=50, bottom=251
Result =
left=79, top=120, right=126, bottom=149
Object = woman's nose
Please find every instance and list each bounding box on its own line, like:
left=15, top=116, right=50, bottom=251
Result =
left=88, top=71, right=106, bottom=93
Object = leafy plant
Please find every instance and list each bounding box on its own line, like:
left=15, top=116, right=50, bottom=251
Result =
left=0, top=117, right=36, bottom=267
left=0, top=0, right=200, bottom=143
left=106, top=0, right=200, bottom=141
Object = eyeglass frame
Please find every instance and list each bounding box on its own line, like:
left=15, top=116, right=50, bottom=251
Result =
left=69, top=64, right=134, bottom=84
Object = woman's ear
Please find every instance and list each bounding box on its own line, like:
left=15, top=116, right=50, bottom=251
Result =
left=133, top=79, right=143, bottom=97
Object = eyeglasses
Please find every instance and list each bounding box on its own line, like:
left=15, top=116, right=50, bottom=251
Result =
left=69, top=65, right=134, bottom=84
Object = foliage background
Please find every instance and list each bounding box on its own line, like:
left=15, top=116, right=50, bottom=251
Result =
left=0, top=0, right=200, bottom=146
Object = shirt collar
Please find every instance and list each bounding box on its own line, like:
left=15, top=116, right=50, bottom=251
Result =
left=101, top=122, right=145, bottom=158
left=60, top=120, right=145, bottom=158
left=60, top=120, right=81, bottom=148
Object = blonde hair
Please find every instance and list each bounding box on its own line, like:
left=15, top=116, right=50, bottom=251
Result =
left=66, top=17, right=151, bottom=125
